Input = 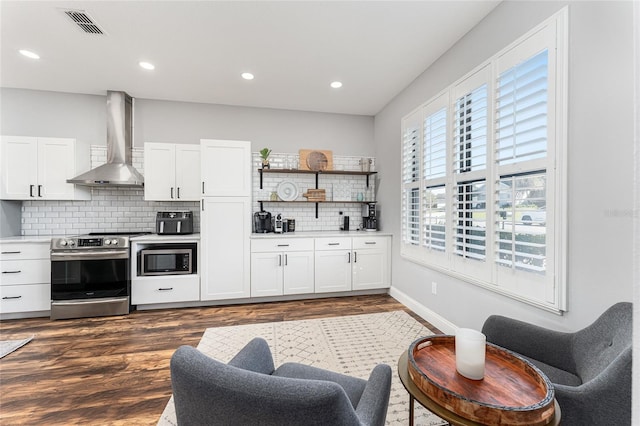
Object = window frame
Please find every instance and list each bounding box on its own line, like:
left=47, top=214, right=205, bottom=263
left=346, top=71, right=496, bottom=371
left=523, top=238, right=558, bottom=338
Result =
left=400, top=8, right=568, bottom=313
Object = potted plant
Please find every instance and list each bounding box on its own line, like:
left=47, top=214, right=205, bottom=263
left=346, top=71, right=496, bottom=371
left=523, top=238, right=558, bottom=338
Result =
left=259, top=148, right=272, bottom=169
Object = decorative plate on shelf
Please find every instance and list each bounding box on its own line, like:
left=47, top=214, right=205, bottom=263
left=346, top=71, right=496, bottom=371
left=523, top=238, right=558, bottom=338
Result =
left=276, top=181, right=299, bottom=201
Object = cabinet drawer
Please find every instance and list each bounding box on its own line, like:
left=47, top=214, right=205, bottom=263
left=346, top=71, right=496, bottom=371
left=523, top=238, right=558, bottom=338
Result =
left=0, top=259, right=50, bottom=285
left=132, top=276, right=200, bottom=305
left=353, top=236, right=389, bottom=250
left=315, top=237, right=352, bottom=251
left=0, top=284, right=50, bottom=313
left=0, top=242, right=50, bottom=260
left=252, top=238, right=314, bottom=253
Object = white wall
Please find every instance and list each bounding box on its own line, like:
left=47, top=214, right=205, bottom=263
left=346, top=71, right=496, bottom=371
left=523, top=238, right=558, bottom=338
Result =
left=374, top=1, right=635, bottom=331
left=0, top=88, right=374, bottom=155
left=0, top=88, right=375, bottom=235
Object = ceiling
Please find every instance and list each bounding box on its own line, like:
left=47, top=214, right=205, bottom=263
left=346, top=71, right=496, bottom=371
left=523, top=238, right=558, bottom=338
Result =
left=0, top=1, right=500, bottom=116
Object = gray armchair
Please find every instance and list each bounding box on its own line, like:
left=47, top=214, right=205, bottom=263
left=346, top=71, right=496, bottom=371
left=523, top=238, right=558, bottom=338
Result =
left=170, top=337, right=392, bottom=426
left=482, top=302, right=632, bottom=426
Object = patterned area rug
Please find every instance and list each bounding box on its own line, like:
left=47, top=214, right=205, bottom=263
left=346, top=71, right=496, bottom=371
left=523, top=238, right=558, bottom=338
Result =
left=158, top=310, right=446, bottom=425
left=0, top=335, right=34, bottom=359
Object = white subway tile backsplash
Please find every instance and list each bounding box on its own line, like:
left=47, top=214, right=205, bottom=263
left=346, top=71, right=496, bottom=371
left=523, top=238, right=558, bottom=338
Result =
left=20, top=147, right=374, bottom=235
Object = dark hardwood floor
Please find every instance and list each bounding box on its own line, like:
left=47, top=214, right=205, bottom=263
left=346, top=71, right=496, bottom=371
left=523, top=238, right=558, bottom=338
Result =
left=0, top=294, right=437, bottom=425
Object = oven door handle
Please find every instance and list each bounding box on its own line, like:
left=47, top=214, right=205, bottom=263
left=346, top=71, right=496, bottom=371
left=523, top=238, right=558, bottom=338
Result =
left=51, top=250, right=129, bottom=261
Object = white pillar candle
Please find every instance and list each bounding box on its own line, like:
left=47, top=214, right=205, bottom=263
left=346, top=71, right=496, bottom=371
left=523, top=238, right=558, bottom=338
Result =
left=455, top=328, right=486, bottom=380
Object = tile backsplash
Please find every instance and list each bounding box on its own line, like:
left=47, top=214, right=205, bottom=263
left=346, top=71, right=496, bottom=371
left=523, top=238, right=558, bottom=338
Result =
left=20, top=147, right=376, bottom=235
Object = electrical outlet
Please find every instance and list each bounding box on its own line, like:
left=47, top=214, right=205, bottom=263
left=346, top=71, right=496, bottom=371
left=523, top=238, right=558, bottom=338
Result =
left=431, top=281, right=438, bottom=295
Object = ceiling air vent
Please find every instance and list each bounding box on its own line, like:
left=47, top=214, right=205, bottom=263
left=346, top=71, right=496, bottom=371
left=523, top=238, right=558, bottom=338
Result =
left=63, top=9, right=105, bottom=35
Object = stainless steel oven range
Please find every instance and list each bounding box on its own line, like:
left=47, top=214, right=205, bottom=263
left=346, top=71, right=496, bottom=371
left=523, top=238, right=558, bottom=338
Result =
left=50, top=233, right=146, bottom=320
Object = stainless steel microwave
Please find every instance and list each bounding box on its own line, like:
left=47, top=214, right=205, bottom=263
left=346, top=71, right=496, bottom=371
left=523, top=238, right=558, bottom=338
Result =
left=138, top=243, right=197, bottom=276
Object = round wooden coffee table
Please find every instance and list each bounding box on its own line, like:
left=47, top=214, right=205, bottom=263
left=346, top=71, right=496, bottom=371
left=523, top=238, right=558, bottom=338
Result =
left=397, top=350, right=561, bottom=426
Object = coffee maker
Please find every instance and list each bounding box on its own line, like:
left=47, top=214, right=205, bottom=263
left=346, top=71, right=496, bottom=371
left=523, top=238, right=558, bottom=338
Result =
left=362, top=202, right=377, bottom=231
left=254, top=211, right=273, bottom=233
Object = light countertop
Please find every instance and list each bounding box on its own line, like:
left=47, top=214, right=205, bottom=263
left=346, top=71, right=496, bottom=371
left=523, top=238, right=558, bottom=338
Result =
left=251, top=230, right=391, bottom=239
left=130, top=233, right=200, bottom=242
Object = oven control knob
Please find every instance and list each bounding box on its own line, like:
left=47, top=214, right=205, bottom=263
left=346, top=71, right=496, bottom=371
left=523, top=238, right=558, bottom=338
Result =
left=68, top=240, right=75, bottom=246
left=105, top=239, right=112, bottom=245
left=60, top=240, right=67, bottom=246
left=111, top=239, right=119, bottom=245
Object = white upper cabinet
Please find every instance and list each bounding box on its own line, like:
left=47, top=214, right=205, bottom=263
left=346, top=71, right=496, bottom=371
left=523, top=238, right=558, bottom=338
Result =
left=1, top=136, right=90, bottom=200
left=200, top=139, right=252, bottom=197
left=144, top=143, right=200, bottom=201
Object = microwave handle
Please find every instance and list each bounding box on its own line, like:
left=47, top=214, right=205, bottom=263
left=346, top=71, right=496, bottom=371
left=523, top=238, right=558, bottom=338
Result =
left=177, top=221, right=181, bottom=233
left=159, top=221, right=164, bottom=233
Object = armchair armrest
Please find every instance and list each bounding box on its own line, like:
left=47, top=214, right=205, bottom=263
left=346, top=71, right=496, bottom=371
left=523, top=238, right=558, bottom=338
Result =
left=227, top=337, right=275, bottom=375
left=552, top=347, right=631, bottom=426
left=355, top=364, right=392, bottom=426
left=482, top=315, right=576, bottom=374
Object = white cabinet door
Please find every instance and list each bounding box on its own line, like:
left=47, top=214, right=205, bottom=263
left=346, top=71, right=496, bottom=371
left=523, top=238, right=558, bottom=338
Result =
left=201, top=197, right=251, bottom=300
left=314, top=249, right=351, bottom=293
left=283, top=251, right=314, bottom=295
left=352, top=248, right=389, bottom=290
left=1, top=136, right=89, bottom=200
left=144, top=143, right=176, bottom=201
left=37, top=138, right=77, bottom=200
left=352, top=236, right=391, bottom=290
left=201, top=139, right=251, bottom=197
left=175, top=144, right=201, bottom=201
left=1, top=136, right=38, bottom=199
left=250, top=252, right=283, bottom=297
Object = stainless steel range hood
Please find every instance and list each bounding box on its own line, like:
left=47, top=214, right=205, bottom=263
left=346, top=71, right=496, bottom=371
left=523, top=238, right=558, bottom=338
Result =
left=68, top=91, right=144, bottom=187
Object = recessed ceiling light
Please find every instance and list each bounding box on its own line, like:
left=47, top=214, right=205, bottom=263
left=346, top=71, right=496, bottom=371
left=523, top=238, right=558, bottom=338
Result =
left=330, top=81, right=343, bottom=89
left=139, top=61, right=155, bottom=70
left=19, top=49, right=40, bottom=59
left=241, top=72, right=255, bottom=80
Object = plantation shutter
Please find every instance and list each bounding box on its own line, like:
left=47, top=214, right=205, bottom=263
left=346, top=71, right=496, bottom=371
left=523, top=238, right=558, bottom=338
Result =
left=402, top=111, right=421, bottom=246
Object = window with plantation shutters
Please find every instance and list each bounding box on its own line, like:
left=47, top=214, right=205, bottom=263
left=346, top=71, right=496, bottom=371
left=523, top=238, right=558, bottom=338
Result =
left=402, top=111, right=421, bottom=247
left=399, top=9, right=567, bottom=313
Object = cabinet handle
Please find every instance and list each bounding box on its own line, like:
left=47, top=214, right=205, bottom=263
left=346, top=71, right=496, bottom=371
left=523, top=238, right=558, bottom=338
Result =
left=347, top=252, right=351, bottom=263
left=170, top=187, right=174, bottom=199
left=1, top=251, right=21, bottom=254
left=2, top=295, right=22, bottom=300
left=2, top=270, right=22, bottom=274
left=328, top=243, right=340, bottom=246
left=158, top=287, right=174, bottom=291
left=365, top=241, right=377, bottom=245
left=30, top=184, right=35, bottom=197
left=277, top=244, right=289, bottom=247
left=38, top=185, right=43, bottom=197
left=278, top=254, right=282, bottom=266
left=177, top=187, right=181, bottom=199
left=284, top=254, right=288, bottom=266
left=354, top=252, right=357, bottom=263
left=202, top=182, right=205, bottom=194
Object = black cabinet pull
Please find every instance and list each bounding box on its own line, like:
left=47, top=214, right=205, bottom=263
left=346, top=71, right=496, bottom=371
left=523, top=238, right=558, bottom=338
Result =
left=2, top=295, right=22, bottom=300
left=284, top=254, right=288, bottom=266
left=30, top=184, right=34, bottom=197
left=354, top=252, right=357, bottom=263
left=365, top=241, right=376, bottom=245
left=2, top=270, right=22, bottom=274
left=177, top=187, right=181, bottom=199
left=277, top=244, right=289, bottom=247
left=202, top=182, right=205, bottom=194
left=1, top=251, right=21, bottom=254
left=328, top=243, right=340, bottom=246
left=38, top=185, right=43, bottom=197
left=170, top=187, right=174, bottom=199
left=347, top=252, right=351, bottom=263
left=158, top=287, right=174, bottom=291
left=278, top=254, right=282, bottom=266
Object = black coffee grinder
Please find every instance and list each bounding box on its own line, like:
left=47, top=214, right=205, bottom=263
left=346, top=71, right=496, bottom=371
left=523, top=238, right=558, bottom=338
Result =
left=362, top=202, right=377, bottom=231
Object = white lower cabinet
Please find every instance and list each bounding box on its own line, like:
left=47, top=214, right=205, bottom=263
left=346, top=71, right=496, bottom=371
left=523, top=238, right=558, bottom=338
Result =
left=351, top=236, right=390, bottom=290
left=251, top=238, right=314, bottom=297
left=314, top=238, right=353, bottom=293
left=314, top=235, right=391, bottom=293
left=132, top=276, right=200, bottom=305
left=0, top=241, right=51, bottom=315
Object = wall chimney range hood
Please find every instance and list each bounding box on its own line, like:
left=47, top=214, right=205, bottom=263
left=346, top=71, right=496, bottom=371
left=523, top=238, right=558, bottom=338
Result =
left=68, top=91, right=144, bottom=187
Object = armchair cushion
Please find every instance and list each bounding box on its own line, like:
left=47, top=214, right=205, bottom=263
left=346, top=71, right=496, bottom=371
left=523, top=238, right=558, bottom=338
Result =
left=170, top=337, right=392, bottom=426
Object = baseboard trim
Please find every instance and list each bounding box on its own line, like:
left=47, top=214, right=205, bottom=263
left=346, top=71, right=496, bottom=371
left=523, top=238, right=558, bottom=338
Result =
left=389, top=287, right=458, bottom=334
